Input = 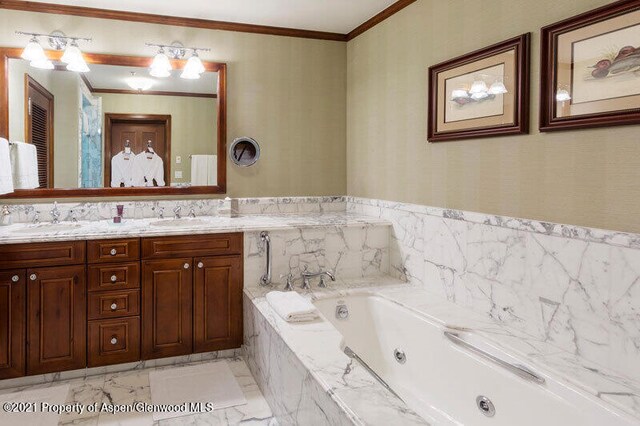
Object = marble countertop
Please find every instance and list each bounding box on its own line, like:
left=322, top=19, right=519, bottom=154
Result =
left=245, top=278, right=640, bottom=424
left=0, top=213, right=391, bottom=244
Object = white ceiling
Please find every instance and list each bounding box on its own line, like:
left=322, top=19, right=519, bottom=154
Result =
left=32, top=0, right=398, bottom=34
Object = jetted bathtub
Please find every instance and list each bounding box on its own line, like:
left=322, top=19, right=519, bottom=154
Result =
left=314, top=292, right=637, bottom=426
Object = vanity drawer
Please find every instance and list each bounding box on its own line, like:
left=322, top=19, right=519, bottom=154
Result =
left=87, top=238, right=140, bottom=264
left=142, top=233, right=242, bottom=259
left=88, top=317, right=140, bottom=367
left=88, top=262, right=140, bottom=292
left=88, top=290, right=140, bottom=320
left=0, top=241, right=85, bottom=270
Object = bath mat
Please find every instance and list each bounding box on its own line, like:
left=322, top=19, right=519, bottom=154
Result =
left=149, top=361, right=247, bottom=421
left=0, top=384, right=70, bottom=426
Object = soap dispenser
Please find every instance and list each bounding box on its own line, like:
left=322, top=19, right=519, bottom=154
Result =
left=0, top=205, right=12, bottom=226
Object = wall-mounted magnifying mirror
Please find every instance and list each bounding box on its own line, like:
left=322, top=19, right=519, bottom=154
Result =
left=229, top=137, right=260, bottom=167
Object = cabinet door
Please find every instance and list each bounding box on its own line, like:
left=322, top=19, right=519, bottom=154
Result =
left=193, top=256, right=242, bottom=353
left=142, top=258, right=193, bottom=359
left=27, top=265, right=86, bottom=375
left=0, top=270, right=25, bottom=379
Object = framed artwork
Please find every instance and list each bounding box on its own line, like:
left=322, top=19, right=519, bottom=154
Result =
left=540, top=0, right=640, bottom=131
left=427, top=33, right=530, bottom=142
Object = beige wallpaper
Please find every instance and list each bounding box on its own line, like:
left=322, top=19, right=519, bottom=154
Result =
left=0, top=9, right=346, bottom=201
left=346, top=0, right=640, bottom=234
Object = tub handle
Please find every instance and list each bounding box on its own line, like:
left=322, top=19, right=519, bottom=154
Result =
left=444, top=331, right=545, bottom=385
left=260, top=231, right=271, bottom=286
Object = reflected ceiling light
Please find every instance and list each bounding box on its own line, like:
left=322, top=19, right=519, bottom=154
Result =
left=469, top=79, right=488, bottom=95
left=470, top=91, right=489, bottom=100
left=126, top=72, right=153, bottom=91
left=488, top=80, right=508, bottom=95
left=149, top=47, right=172, bottom=78
left=556, top=89, right=571, bottom=102
left=21, top=36, right=47, bottom=62
left=16, top=30, right=91, bottom=72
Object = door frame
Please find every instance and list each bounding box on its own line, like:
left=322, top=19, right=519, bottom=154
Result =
left=104, top=113, right=171, bottom=188
left=24, top=74, right=55, bottom=188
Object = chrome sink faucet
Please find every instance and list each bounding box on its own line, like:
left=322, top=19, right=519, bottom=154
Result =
left=50, top=202, right=61, bottom=224
left=173, top=206, right=181, bottom=219
left=188, top=207, right=197, bottom=218
left=301, top=268, right=336, bottom=289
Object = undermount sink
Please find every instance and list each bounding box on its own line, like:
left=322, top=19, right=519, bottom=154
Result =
left=149, top=218, right=210, bottom=227
left=15, top=223, right=83, bottom=233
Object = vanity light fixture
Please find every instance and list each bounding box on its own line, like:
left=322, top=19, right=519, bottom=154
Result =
left=488, top=80, right=508, bottom=95
left=146, top=42, right=210, bottom=80
left=469, top=79, right=489, bottom=95
left=555, top=89, right=572, bottom=102
left=16, top=30, right=91, bottom=72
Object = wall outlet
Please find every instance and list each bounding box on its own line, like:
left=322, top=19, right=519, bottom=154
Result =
left=174, top=171, right=183, bottom=179
left=176, top=156, right=182, bottom=164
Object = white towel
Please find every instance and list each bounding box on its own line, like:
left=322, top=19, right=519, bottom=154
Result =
left=0, top=138, right=14, bottom=195
left=191, top=154, right=217, bottom=186
left=266, top=291, right=319, bottom=322
left=9, top=141, right=39, bottom=189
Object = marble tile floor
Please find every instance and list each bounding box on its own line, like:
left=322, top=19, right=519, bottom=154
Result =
left=0, top=357, right=278, bottom=426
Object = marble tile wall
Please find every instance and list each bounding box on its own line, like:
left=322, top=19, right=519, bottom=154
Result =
left=244, top=224, right=390, bottom=288
left=347, top=197, right=640, bottom=384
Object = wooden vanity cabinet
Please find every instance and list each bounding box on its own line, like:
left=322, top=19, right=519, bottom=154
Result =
left=141, top=234, right=243, bottom=359
left=0, top=270, right=26, bottom=379
left=27, top=265, right=87, bottom=375
left=0, top=241, right=87, bottom=377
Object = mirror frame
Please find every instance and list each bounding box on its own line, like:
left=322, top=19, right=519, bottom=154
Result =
left=0, top=47, right=226, bottom=198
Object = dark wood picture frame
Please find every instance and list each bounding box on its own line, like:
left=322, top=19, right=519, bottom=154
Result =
left=427, top=33, right=530, bottom=142
left=539, top=0, right=640, bottom=131
left=0, top=47, right=227, bottom=198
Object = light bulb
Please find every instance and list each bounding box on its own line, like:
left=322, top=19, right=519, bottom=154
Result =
left=488, top=81, right=507, bottom=95
left=61, top=41, right=83, bottom=65
left=127, top=76, right=153, bottom=91
left=21, top=37, right=47, bottom=62
left=451, top=89, right=469, bottom=100
left=469, top=80, right=488, bottom=95
left=66, top=59, right=90, bottom=73
left=150, top=49, right=172, bottom=78
left=181, top=52, right=205, bottom=79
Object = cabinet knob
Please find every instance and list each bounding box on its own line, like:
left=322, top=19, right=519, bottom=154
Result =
left=11, top=275, right=19, bottom=282
left=110, top=336, right=118, bottom=345
left=110, top=303, right=118, bottom=311
left=184, top=263, right=190, bottom=269
left=29, top=274, right=37, bottom=281
left=109, top=248, right=117, bottom=256
left=197, top=262, right=204, bottom=269
left=110, top=275, right=117, bottom=283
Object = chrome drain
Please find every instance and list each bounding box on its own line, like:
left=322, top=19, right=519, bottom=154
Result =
left=476, top=396, right=495, bottom=417
left=393, top=349, right=406, bottom=364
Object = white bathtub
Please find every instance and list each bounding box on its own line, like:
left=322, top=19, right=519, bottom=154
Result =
left=314, top=292, right=637, bottom=426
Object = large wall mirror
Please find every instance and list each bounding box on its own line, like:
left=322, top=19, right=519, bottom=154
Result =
left=0, top=48, right=226, bottom=197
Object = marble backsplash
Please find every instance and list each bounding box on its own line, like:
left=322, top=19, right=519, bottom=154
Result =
left=347, top=197, right=640, bottom=384
left=0, top=196, right=347, bottom=224
left=244, top=225, right=390, bottom=288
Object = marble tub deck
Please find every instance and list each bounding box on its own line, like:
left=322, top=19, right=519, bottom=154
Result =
left=244, top=278, right=640, bottom=424
left=0, top=358, right=276, bottom=426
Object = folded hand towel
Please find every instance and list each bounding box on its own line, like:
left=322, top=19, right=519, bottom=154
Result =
left=9, top=141, right=39, bottom=189
left=0, top=138, right=14, bottom=195
left=266, top=291, right=319, bottom=323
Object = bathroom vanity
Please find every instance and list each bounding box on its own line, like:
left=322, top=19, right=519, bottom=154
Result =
left=0, top=233, right=243, bottom=379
